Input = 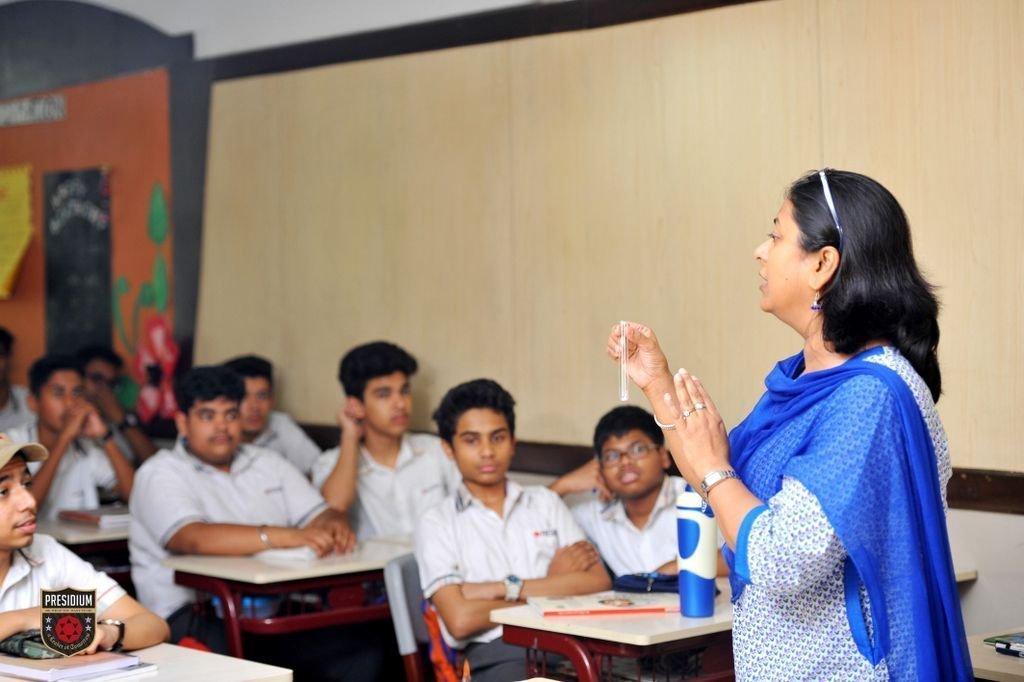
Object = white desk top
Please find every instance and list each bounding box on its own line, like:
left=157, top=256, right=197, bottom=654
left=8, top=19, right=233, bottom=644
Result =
left=969, top=628, right=1024, bottom=682
left=37, top=520, right=129, bottom=544
left=493, top=566, right=978, bottom=648
left=163, top=537, right=413, bottom=584
left=0, top=644, right=291, bottom=682
left=491, top=578, right=734, bottom=647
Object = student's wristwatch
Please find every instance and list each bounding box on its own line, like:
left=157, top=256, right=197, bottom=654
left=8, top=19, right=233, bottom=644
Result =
left=99, top=619, right=125, bottom=652
left=503, top=575, right=523, bottom=602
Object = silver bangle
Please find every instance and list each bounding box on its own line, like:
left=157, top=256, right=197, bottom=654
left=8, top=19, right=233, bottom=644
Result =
left=653, top=415, right=677, bottom=431
left=258, top=525, right=272, bottom=549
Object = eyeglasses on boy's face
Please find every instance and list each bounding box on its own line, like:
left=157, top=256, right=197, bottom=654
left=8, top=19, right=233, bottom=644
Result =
left=598, top=442, right=655, bottom=468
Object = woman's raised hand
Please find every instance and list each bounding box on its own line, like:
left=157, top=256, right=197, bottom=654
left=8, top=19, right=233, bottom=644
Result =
left=661, top=368, right=731, bottom=481
left=605, top=321, right=672, bottom=393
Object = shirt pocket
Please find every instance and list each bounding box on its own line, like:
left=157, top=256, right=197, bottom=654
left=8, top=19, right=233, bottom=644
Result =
left=527, top=528, right=560, bottom=565
left=262, top=484, right=288, bottom=515
left=414, top=473, right=448, bottom=508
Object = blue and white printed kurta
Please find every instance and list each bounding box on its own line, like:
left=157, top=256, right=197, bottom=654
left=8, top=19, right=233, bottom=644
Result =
left=730, top=347, right=952, bottom=681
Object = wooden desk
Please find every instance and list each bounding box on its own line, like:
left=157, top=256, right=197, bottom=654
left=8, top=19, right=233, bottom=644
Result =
left=0, top=644, right=291, bottom=681
left=37, top=520, right=129, bottom=547
left=165, top=538, right=412, bottom=658
left=494, top=566, right=979, bottom=682
left=970, top=628, right=1024, bottom=682
left=493, top=578, right=734, bottom=682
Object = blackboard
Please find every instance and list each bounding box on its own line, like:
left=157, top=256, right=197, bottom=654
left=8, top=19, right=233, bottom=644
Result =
left=44, top=168, right=112, bottom=354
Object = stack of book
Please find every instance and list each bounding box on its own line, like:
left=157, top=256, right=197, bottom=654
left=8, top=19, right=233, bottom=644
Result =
left=57, top=507, right=130, bottom=530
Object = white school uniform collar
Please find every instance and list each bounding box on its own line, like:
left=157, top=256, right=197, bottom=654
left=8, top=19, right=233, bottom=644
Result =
left=600, top=475, right=676, bottom=529
left=358, top=434, right=418, bottom=473
left=174, top=439, right=257, bottom=475
left=454, top=479, right=524, bottom=517
left=0, top=546, right=43, bottom=599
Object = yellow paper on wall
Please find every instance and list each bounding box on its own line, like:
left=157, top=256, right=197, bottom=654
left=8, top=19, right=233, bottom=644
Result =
left=0, top=165, right=33, bottom=299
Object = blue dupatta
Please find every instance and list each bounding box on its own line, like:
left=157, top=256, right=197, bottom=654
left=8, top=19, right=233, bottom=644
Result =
left=725, top=348, right=970, bottom=680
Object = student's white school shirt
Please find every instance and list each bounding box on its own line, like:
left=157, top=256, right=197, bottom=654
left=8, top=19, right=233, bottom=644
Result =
left=129, top=441, right=328, bottom=619
left=572, top=475, right=685, bottom=577
left=253, top=411, right=321, bottom=477
left=0, top=385, right=33, bottom=432
left=0, top=534, right=126, bottom=617
left=414, top=481, right=586, bottom=649
left=6, top=420, right=118, bottom=522
left=311, top=433, right=460, bottom=540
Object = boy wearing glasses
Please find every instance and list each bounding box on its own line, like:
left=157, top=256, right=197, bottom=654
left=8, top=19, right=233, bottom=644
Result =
left=77, top=346, right=157, bottom=463
left=552, top=406, right=686, bottom=577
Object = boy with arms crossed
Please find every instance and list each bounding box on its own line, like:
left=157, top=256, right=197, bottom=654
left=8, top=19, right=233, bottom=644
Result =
left=415, top=379, right=610, bottom=682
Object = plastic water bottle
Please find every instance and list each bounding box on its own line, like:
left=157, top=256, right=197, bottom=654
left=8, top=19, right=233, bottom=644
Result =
left=676, top=488, right=716, bottom=617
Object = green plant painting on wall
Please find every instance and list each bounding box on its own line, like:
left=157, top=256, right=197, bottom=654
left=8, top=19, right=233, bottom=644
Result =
left=112, top=182, right=179, bottom=422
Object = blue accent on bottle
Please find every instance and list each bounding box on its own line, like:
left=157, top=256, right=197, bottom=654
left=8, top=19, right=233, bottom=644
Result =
left=677, top=489, right=716, bottom=617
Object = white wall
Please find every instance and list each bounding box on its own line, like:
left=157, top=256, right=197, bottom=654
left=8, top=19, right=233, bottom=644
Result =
left=1, top=0, right=539, bottom=57
left=948, top=509, right=1024, bottom=636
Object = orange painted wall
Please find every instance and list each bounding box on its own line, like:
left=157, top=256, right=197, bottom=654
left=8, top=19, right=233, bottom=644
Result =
left=0, top=68, right=172, bottom=387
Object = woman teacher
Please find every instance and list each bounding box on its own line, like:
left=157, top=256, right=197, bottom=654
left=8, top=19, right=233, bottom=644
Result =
left=609, top=169, right=970, bottom=680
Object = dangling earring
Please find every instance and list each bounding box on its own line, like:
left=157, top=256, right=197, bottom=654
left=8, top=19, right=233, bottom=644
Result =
left=810, top=293, right=822, bottom=311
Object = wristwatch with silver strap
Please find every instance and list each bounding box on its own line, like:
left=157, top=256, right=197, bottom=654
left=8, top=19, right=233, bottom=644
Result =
left=700, top=469, right=739, bottom=498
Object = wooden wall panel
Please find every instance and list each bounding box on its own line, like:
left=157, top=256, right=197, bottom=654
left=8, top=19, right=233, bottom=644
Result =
left=819, top=0, right=1024, bottom=472
left=506, top=1, right=820, bottom=439
left=198, top=46, right=516, bottom=427
left=198, top=0, right=1023, bottom=472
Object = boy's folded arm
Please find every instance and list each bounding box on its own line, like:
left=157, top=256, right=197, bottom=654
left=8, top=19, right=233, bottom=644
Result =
left=521, top=559, right=611, bottom=598
left=430, top=584, right=509, bottom=641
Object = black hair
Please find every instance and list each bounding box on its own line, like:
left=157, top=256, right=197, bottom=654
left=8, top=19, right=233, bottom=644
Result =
left=592, top=405, right=664, bottom=454
left=432, top=379, right=516, bottom=444
left=174, top=365, right=245, bottom=413
left=338, top=341, right=418, bottom=399
left=222, top=354, right=273, bottom=386
left=0, top=327, right=12, bottom=356
left=76, top=345, right=124, bottom=370
left=28, top=355, right=83, bottom=395
left=788, top=169, right=942, bottom=402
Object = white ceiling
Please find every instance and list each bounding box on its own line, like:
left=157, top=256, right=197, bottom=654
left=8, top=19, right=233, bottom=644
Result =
left=1, top=0, right=546, bottom=58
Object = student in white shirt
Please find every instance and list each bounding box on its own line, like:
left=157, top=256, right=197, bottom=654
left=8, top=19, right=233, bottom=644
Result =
left=552, top=406, right=728, bottom=579
left=314, top=342, right=459, bottom=539
left=129, top=365, right=378, bottom=680
left=77, top=345, right=158, bottom=463
left=0, top=433, right=168, bottom=652
left=552, top=405, right=683, bottom=576
left=222, top=355, right=321, bottom=476
left=415, top=379, right=610, bottom=682
left=5, top=356, right=134, bottom=521
left=0, top=328, right=32, bottom=432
